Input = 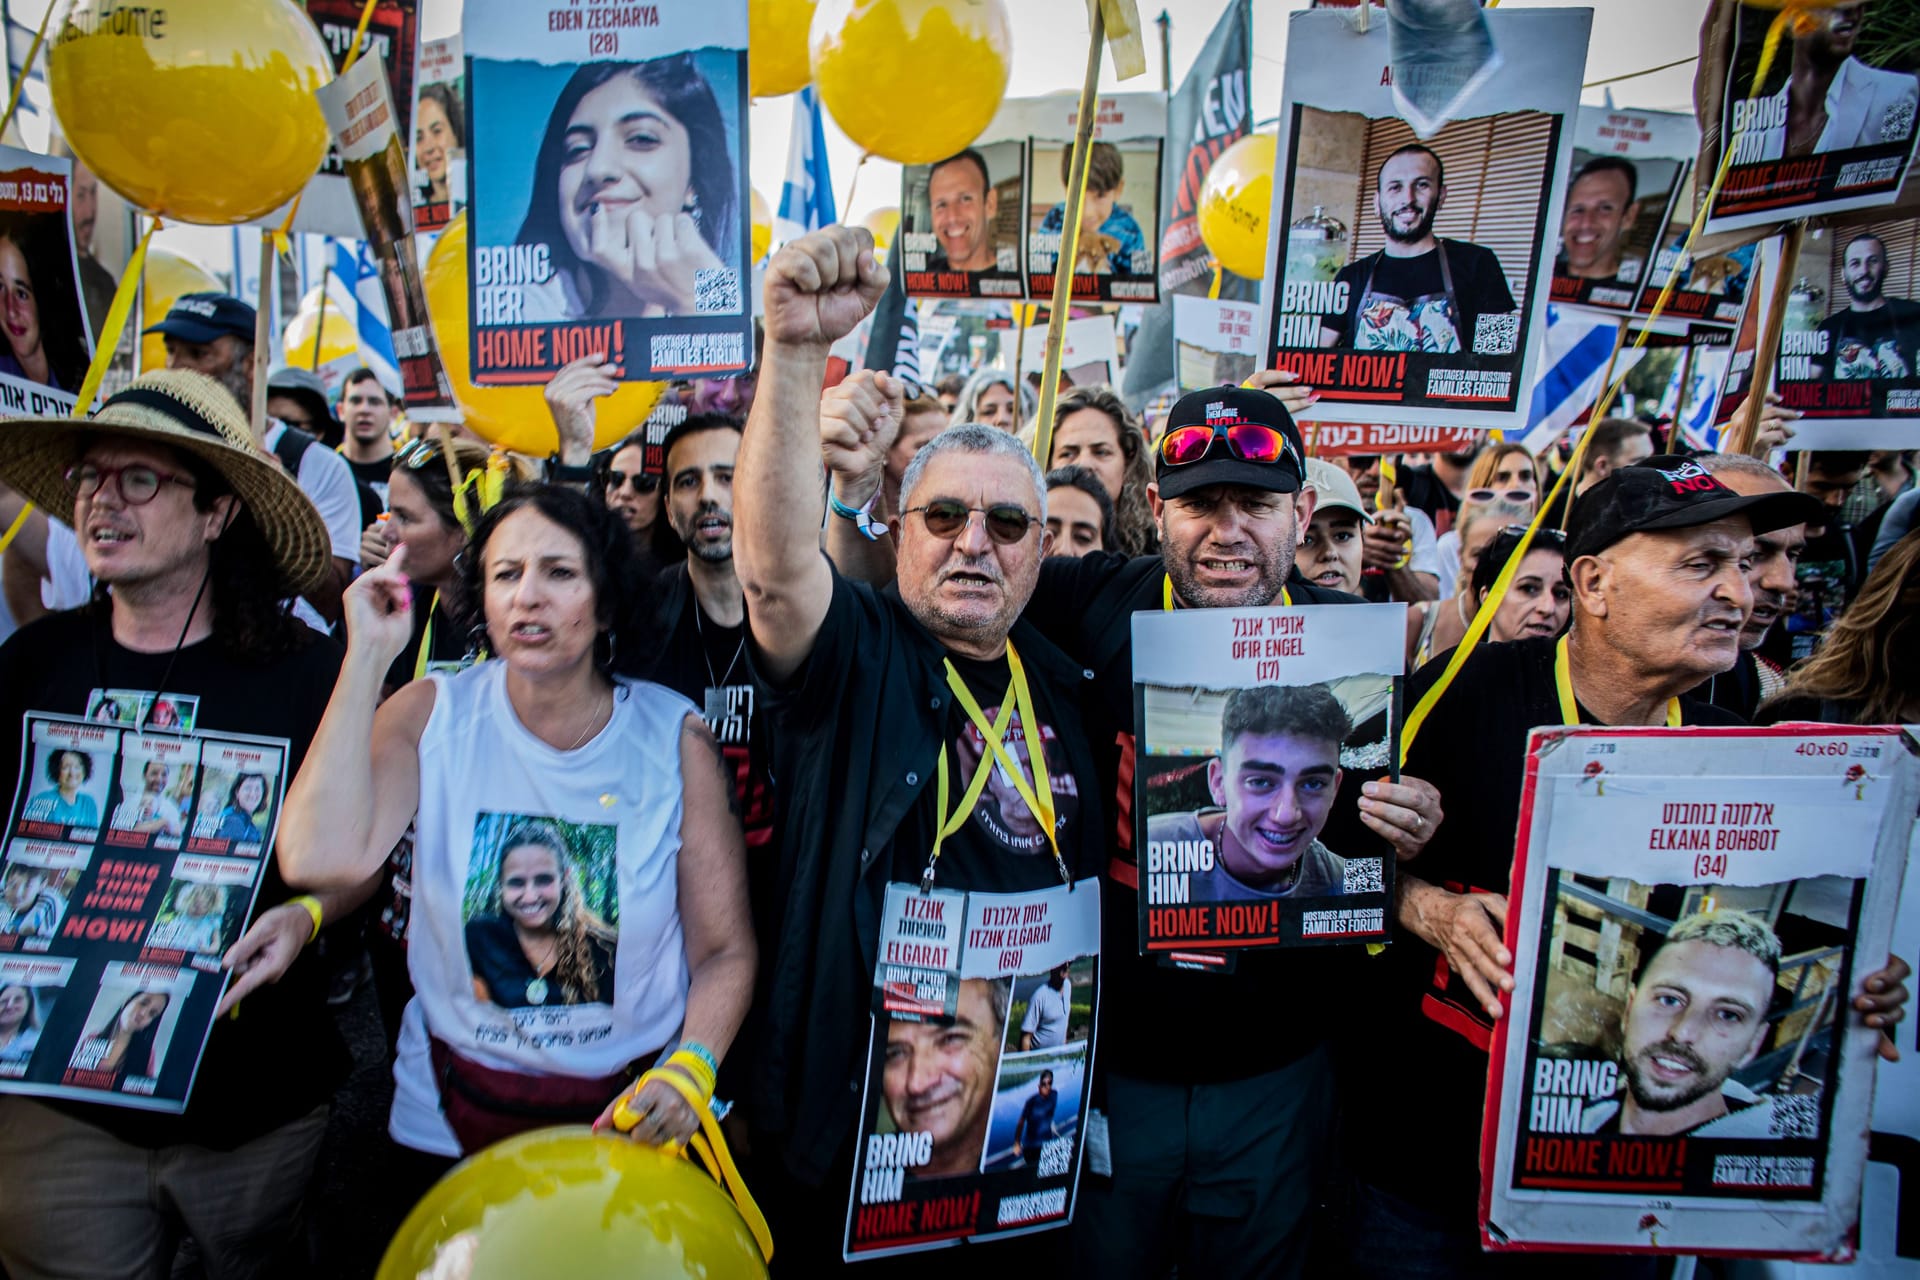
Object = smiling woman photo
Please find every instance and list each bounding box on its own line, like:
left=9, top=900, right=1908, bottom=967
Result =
left=0, top=216, right=89, bottom=394
left=464, top=820, right=615, bottom=1008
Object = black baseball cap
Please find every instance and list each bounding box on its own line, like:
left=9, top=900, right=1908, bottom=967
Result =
left=1567, top=455, right=1823, bottom=561
left=1154, top=385, right=1307, bottom=500
left=143, top=292, right=256, bottom=345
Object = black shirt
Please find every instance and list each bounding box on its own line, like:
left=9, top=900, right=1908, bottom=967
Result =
left=344, top=455, right=390, bottom=528
left=1321, top=240, right=1516, bottom=353
left=1346, top=635, right=1742, bottom=1216
left=748, top=569, right=1104, bottom=1187
left=1815, top=297, right=1920, bottom=379
left=386, top=591, right=474, bottom=692
left=0, top=606, right=350, bottom=1150
left=1021, top=553, right=1377, bottom=1085
left=1397, top=462, right=1464, bottom=535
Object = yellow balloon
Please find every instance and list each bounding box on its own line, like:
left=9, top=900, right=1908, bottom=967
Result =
left=48, top=0, right=333, bottom=225
left=422, top=215, right=664, bottom=455
left=812, top=0, right=1011, bottom=165
left=751, top=188, right=772, bottom=264
left=860, top=206, right=900, bottom=252
left=377, top=1128, right=768, bottom=1280
left=750, top=0, right=817, bottom=98
left=1197, top=132, right=1276, bottom=281
left=282, top=304, right=359, bottom=372
left=138, top=249, right=223, bottom=372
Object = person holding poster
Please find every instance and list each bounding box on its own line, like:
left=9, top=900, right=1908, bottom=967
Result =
left=0, top=371, right=374, bottom=1276
left=734, top=227, right=1107, bottom=1264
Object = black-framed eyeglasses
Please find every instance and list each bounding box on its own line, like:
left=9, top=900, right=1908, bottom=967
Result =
left=606, top=467, right=660, bottom=494
left=66, top=462, right=197, bottom=506
left=904, top=500, right=1038, bottom=545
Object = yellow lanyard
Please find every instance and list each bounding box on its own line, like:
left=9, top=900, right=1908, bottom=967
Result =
left=923, top=642, right=1067, bottom=891
left=1554, top=634, right=1680, bottom=728
left=1162, top=575, right=1290, bottom=610
left=413, top=591, right=487, bottom=681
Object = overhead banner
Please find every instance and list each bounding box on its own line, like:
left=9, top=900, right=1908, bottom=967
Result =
left=1482, top=726, right=1917, bottom=1258
left=1261, top=8, right=1590, bottom=428
left=1773, top=216, right=1920, bottom=447
left=1702, top=1, right=1920, bottom=236
left=462, top=1, right=753, bottom=383
left=409, top=35, right=466, bottom=236
left=1550, top=107, right=1695, bottom=318
left=0, top=144, right=93, bottom=417
left=1304, top=422, right=1489, bottom=457
left=1129, top=604, right=1405, bottom=953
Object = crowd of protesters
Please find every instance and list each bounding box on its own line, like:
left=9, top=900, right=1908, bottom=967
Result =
left=0, top=224, right=1912, bottom=1280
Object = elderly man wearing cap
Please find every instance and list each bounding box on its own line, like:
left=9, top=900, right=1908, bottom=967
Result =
left=0, top=370, right=376, bottom=1278
left=1339, top=456, right=1911, bottom=1276
left=146, top=292, right=363, bottom=622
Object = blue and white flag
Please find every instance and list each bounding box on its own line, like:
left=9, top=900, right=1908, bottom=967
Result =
left=1519, top=306, right=1647, bottom=454
left=4, top=4, right=48, bottom=124
left=333, top=238, right=401, bottom=393
left=775, top=86, right=836, bottom=245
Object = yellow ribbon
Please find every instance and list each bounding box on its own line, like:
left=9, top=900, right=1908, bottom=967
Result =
left=609, top=1061, right=773, bottom=1263
left=338, top=0, right=381, bottom=74
left=0, top=1, right=53, bottom=134
left=1554, top=634, right=1679, bottom=728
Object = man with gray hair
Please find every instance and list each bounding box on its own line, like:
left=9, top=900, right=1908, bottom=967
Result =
left=733, top=226, right=1106, bottom=1264
left=1691, top=452, right=1807, bottom=717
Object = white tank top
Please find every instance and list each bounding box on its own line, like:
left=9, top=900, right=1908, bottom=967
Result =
left=390, top=661, right=695, bottom=1155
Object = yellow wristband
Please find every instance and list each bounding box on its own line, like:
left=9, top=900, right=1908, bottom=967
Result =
left=286, top=895, right=323, bottom=945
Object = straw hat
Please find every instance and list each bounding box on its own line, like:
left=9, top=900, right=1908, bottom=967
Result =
left=0, top=369, right=331, bottom=596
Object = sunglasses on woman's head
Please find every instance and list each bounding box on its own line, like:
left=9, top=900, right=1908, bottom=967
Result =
left=1159, top=420, right=1298, bottom=470
left=1502, top=524, right=1567, bottom=547
left=904, top=500, right=1038, bottom=545
left=1469, top=488, right=1536, bottom=504
left=606, top=468, right=660, bottom=494
left=393, top=437, right=443, bottom=470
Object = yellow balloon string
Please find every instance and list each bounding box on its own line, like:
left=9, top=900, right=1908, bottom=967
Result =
left=339, top=0, right=382, bottom=74
left=0, top=504, right=30, bottom=557
left=612, top=1066, right=774, bottom=1263
left=1396, top=6, right=1797, bottom=768
left=0, top=1, right=53, bottom=133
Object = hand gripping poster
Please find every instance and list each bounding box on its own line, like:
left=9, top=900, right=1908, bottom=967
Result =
left=846, top=880, right=1100, bottom=1260
left=1482, top=726, right=1918, bottom=1258
left=1548, top=107, right=1696, bottom=318
left=1129, top=604, right=1404, bottom=953
left=0, top=144, right=95, bottom=418
left=1702, top=0, right=1920, bottom=236
left=1261, top=8, right=1589, bottom=428
left=461, top=0, right=753, bottom=383
left=0, top=715, right=286, bottom=1111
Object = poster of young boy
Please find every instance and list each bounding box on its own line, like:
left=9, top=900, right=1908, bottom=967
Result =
left=462, top=0, right=753, bottom=383
left=1261, top=8, right=1589, bottom=428
left=1008, top=92, right=1164, bottom=305
left=1772, top=216, right=1920, bottom=445
left=1550, top=107, right=1694, bottom=316
left=1482, top=726, right=1916, bottom=1258
left=1130, top=603, right=1404, bottom=952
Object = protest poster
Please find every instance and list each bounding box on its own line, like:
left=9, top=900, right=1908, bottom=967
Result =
left=1639, top=228, right=1756, bottom=328
left=846, top=880, right=1099, bottom=1260
left=1173, top=295, right=1260, bottom=391
left=1009, top=93, right=1164, bottom=305
left=1129, top=604, right=1404, bottom=953
left=410, top=35, right=467, bottom=236
left=1711, top=235, right=1784, bottom=435
left=462, top=0, right=753, bottom=383
left=1703, top=1, right=1920, bottom=236
left=1772, top=217, right=1920, bottom=446
left=1020, top=314, right=1118, bottom=390
left=1482, top=726, right=1917, bottom=1258
left=0, top=144, right=94, bottom=418
left=900, top=142, right=1028, bottom=301
left=288, top=0, right=421, bottom=240
left=0, top=715, right=285, bottom=1112
left=315, top=52, right=459, bottom=421
left=1261, top=9, right=1589, bottom=428
left=1304, top=422, right=1487, bottom=458
left=1550, top=108, right=1695, bottom=317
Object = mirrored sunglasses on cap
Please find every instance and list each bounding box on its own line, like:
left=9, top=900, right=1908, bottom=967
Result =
left=1159, top=419, right=1299, bottom=470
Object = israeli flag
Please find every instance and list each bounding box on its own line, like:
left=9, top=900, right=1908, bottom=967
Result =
left=334, top=239, right=401, bottom=394
left=1519, top=307, right=1647, bottom=454
left=775, top=87, right=837, bottom=245
left=4, top=6, right=48, bottom=121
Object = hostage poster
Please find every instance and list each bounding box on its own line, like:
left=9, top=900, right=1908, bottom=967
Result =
left=1013, top=93, right=1164, bottom=305
left=410, top=35, right=467, bottom=236
left=0, top=145, right=92, bottom=418
left=1129, top=604, right=1404, bottom=953
left=1550, top=107, right=1694, bottom=317
left=287, top=0, right=420, bottom=240
left=1772, top=216, right=1920, bottom=445
left=846, top=880, right=1099, bottom=1260
left=1702, top=1, right=1920, bottom=236
left=1261, top=8, right=1589, bottom=428
left=1482, top=726, right=1917, bottom=1258
left=0, top=714, right=287, bottom=1112
left=462, top=0, right=753, bottom=383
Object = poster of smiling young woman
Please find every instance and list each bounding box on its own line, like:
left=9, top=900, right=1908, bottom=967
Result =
left=0, top=144, right=93, bottom=418
left=461, top=0, right=752, bottom=384
left=1482, top=726, right=1916, bottom=1258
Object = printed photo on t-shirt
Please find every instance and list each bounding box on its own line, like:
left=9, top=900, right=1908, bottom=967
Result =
left=870, top=975, right=1011, bottom=1182
left=63, top=962, right=195, bottom=1094
left=981, top=955, right=1093, bottom=1175
left=85, top=690, right=199, bottom=735
left=950, top=703, right=1080, bottom=859
left=0, top=840, right=91, bottom=944
left=461, top=811, right=619, bottom=1010
left=0, top=956, right=71, bottom=1077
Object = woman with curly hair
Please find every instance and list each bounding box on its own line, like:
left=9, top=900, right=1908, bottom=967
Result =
left=464, top=821, right=615, bottom=1007
left=1023, top=384, right=1158, bottom=558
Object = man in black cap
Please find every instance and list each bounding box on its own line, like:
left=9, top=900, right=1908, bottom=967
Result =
left=146, top=292, right=362, bottom=622
left=1341, top=457, right=1908, bottom=1274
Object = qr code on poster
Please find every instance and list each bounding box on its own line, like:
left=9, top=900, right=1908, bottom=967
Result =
left=1343, top=857, right=1384, bottom=895
left=1769, top=1094, right=1819, bottom=1139
left=1474, top=313, right=1519, bottom=356
left=694, top=268, right=741, bottom=315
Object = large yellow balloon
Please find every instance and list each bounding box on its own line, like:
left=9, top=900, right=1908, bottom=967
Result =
left=750, top=0, right=817, bottom=98
left=378, top=1128, right=767, bottom=1280
left=812, top=0, right=1012, bottom=165
left=282, top=304, right=359, bottom=373
left=750, top=189, right=772, bottom=264
left=138, top=249, right=223, bottom=372
left=48, top=0, right=333, bottom=225
left=1197, top=132, right=1276, bottom=281
left=423, top=215, right=663, bottom=455
left=861, top=206, right=900, bottom=252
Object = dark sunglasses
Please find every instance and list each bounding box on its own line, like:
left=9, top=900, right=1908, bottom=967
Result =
left=1160, top=420, right=1298, bottom=470
left=1469, top=488, right=1536, bottom=504
left=66, top=462, right=196, bottom=506
left=905, top=500, right=1038, bottom=545
left=606, top=468, right=660, bottom=494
